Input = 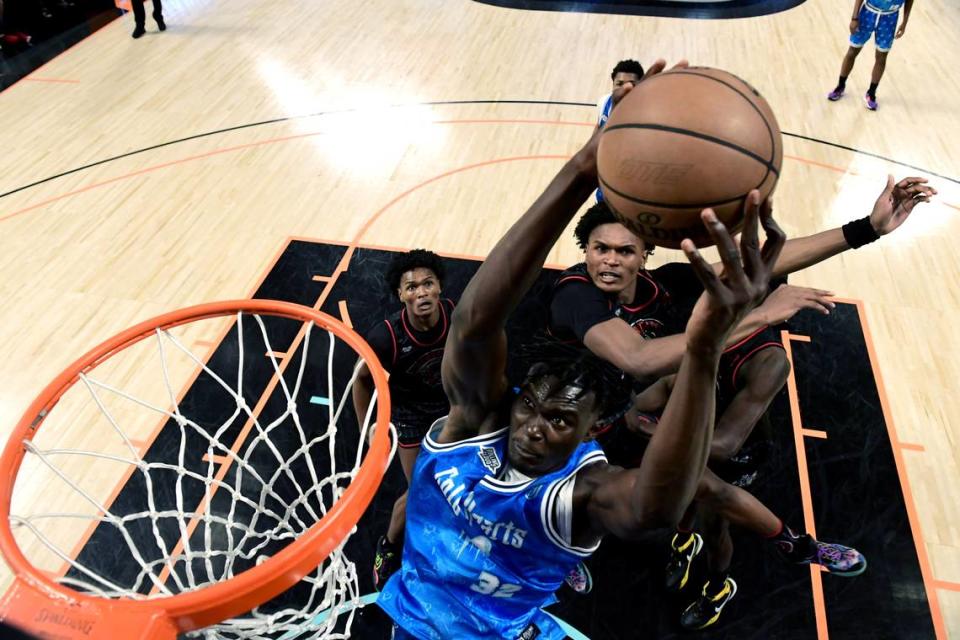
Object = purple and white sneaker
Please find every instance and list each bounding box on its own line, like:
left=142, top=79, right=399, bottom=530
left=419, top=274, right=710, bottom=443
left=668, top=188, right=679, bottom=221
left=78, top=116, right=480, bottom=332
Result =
left=810, top=541, right=867, bottom=576
left=864, top=93, right=878, bottom=110
left=564, top=561, right=593, bottom=594
left=827, top=88, right=845, bottom=101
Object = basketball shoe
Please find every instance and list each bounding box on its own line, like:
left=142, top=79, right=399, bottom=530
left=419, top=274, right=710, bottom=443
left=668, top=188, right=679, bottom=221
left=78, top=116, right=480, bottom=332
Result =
left=680, top=576, right=738, bottom=630
left=373, top=535, right=401, bottom=591
left=665, top=531, right=703, bottom=592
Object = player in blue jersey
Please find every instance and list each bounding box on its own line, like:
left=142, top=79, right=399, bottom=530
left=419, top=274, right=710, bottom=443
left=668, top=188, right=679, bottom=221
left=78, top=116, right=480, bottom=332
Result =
left=595, top=60, right=644, bottom=130
left=827, top=0, right=914, bottom=110
left=593, top=59, right=644, bottom=203
left=378, top=61, right=788, bottom=640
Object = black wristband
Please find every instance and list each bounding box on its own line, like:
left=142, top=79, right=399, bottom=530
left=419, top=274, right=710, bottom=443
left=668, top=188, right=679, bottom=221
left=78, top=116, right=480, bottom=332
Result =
left=841, top=216, right=880, bottom=249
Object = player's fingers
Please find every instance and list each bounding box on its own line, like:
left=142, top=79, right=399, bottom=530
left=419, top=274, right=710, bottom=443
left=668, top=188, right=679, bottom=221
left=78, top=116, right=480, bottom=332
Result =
left=759, top=201, right=786, bottom=272
left=611, top=83, right=636, bottom=107
left=903, top=184, right=937, bottom=198
left=808, top=291, right=837, bottom=311
left=670, top=59, right=690, bottom=71
left=703, top=210, right=750, bottom=290
left=681, top=238, right=722, bottom=293
left=803, top=297, right=833, bottom=315
left=739, top=191, right=762, bottom=280
left=642, top=59, right=667, bottom=80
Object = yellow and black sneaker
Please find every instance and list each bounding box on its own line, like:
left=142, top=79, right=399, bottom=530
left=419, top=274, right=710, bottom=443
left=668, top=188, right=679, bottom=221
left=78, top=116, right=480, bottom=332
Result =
left=680, top=577, right=738, bottom=630
left=373, top=535, right=400, bottom=591
left=664, top=531, right=703, bottom=592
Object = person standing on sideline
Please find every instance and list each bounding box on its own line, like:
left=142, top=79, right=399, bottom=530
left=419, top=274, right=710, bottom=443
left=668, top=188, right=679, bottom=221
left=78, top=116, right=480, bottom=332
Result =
left=827, top=0, right=914, bottom=110
left=131, top=0, right=165, bottom=39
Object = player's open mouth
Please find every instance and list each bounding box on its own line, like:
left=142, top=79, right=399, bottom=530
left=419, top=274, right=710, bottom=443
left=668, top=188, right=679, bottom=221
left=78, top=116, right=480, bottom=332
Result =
left=416, top=300, right=434, bottom=312
left=598, top=271, right=620, bottom=283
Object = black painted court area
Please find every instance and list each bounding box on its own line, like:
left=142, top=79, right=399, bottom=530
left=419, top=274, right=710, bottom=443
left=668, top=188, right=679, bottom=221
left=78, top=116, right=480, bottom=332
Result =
left=73, top=239, right=935, bottom=639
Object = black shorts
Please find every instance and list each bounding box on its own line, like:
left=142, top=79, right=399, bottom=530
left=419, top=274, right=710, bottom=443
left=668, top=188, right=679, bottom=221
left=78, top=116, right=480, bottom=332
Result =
left=394, top=421, right=431, bottom=448
left=717, top=325, right=785, bottom=409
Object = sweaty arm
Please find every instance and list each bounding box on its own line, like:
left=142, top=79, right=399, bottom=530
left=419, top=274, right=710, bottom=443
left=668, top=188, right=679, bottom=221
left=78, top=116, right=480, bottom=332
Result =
left=351, top=321, right=394, bottom=433
left=582, top=314, right=769, bottom=384
left=438, top=140, right=600, bottom=444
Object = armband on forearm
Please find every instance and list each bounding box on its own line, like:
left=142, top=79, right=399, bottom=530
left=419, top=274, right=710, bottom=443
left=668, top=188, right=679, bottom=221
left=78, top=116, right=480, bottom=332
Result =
left=841, top=216, right=880, bottom=249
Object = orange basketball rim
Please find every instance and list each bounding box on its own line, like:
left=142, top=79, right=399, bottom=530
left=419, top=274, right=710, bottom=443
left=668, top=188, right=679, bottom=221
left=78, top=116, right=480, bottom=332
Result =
left=0, top=300, right=393, bottom=639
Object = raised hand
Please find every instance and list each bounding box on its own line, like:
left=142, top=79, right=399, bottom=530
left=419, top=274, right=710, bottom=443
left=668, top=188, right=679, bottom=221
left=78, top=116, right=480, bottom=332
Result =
left=683, top=191, right=786, bottom=352
left=869, top=175, right=936, bottom=235
left=758, top=284, right=836, bottom=324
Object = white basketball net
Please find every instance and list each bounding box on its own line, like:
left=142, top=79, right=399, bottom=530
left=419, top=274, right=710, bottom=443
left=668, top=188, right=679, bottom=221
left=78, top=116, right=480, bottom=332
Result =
left=8, top=310, right=395, bottom=639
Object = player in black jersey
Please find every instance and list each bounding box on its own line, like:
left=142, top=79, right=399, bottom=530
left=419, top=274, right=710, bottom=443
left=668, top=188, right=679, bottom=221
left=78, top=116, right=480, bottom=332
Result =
left=351, top=249, right=456, bottom=590
left=549, top=203, right=872, bottom=629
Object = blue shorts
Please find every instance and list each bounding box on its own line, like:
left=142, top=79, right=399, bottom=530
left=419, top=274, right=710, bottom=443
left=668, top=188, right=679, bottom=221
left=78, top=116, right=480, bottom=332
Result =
left=850, top=3, right=901, bottom=52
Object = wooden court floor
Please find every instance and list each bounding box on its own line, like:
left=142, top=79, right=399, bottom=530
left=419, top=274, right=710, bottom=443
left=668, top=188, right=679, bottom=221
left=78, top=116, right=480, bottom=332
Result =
left=0, top=0, right=958, bottom=636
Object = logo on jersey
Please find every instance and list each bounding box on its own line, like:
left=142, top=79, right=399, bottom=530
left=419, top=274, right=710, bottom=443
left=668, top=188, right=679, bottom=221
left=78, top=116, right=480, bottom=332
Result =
left=435, top=466, right=528, bottom=549
left=624, top=315, right=663, bottom=339
left=516, top=623, right=541, bottom=639
left=478, top=446, right=501, bottom=473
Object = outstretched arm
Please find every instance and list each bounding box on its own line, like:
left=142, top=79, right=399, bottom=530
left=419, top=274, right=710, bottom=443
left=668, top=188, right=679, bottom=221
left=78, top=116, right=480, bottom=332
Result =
left=437, top=150, right=597, bottom=442
left=583, top=283, right=832, bottom=383
left=577, top=194, right=786, bottom=540
left=438, top=61, right=676, bottom=444
left=725, top=176, right=935, bottom=279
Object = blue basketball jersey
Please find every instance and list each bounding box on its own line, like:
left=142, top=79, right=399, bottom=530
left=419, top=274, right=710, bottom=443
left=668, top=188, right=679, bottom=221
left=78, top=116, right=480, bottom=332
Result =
left=595, top=93, right=614, bottom=202
left=597, top=93, right=614, bottom=129
left=378, top=421, right=607, bottom=639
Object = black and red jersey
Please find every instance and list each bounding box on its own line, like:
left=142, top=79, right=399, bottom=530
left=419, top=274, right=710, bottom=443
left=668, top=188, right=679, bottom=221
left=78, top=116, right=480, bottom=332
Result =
left=548, top=262, right=701, bottom=345
left=365, top=298, right=455, bottom=429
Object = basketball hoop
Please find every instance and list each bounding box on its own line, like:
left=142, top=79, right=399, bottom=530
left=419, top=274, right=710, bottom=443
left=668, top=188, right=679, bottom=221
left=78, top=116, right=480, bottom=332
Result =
left=0, top=300, right=394, bottom=639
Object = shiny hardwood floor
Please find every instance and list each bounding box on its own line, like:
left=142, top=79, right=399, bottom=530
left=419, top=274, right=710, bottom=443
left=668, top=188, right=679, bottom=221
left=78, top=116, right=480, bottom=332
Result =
left=0, top=0, right=958, bottom=635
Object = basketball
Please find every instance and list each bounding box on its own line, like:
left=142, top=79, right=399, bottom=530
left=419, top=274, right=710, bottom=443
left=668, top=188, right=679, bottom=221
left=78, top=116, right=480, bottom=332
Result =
left=597, top=67, right=783, bottom=248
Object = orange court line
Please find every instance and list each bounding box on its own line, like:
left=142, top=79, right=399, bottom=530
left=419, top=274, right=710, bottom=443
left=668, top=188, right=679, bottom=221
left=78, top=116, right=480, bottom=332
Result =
left=802, top=429, right=828, bottom=439
left=312, top=275, right=332, bottom=283
left=779, top=329, right=829, bottom=640
left=266, top=351, right=287, bottom=360
left=934, top=580, right=960, bottom=593
left=900, top=442, right=926, bottom=452
left=5, top=118, right=957, bottom=225
left=337, top=301, right=353, bottom=329
left=787, top=333, right=811, bottom=343
left=854, top=299, right=947, bottom=638
left=21, top=77, right=81, bottom=84
left=201, top=453, right=230, bottom=465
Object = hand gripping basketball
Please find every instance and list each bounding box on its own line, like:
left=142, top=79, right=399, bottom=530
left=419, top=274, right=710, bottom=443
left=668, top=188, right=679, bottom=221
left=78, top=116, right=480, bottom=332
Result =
left=597, top=66, right=783, bottom=249
left=682, top=191, right=786, bottom=351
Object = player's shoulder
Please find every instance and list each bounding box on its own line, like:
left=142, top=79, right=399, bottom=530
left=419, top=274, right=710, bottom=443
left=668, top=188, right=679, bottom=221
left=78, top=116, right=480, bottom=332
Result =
left=554, top=263, right=593, bottom=288
left=649, top=262, right=700, bottom=292
left=571, top=458, right=619, bottom=501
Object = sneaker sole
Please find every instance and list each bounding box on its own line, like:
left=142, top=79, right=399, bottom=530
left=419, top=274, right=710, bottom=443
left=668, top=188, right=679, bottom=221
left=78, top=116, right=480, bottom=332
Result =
left=826, top=556, right=868, bottom=577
